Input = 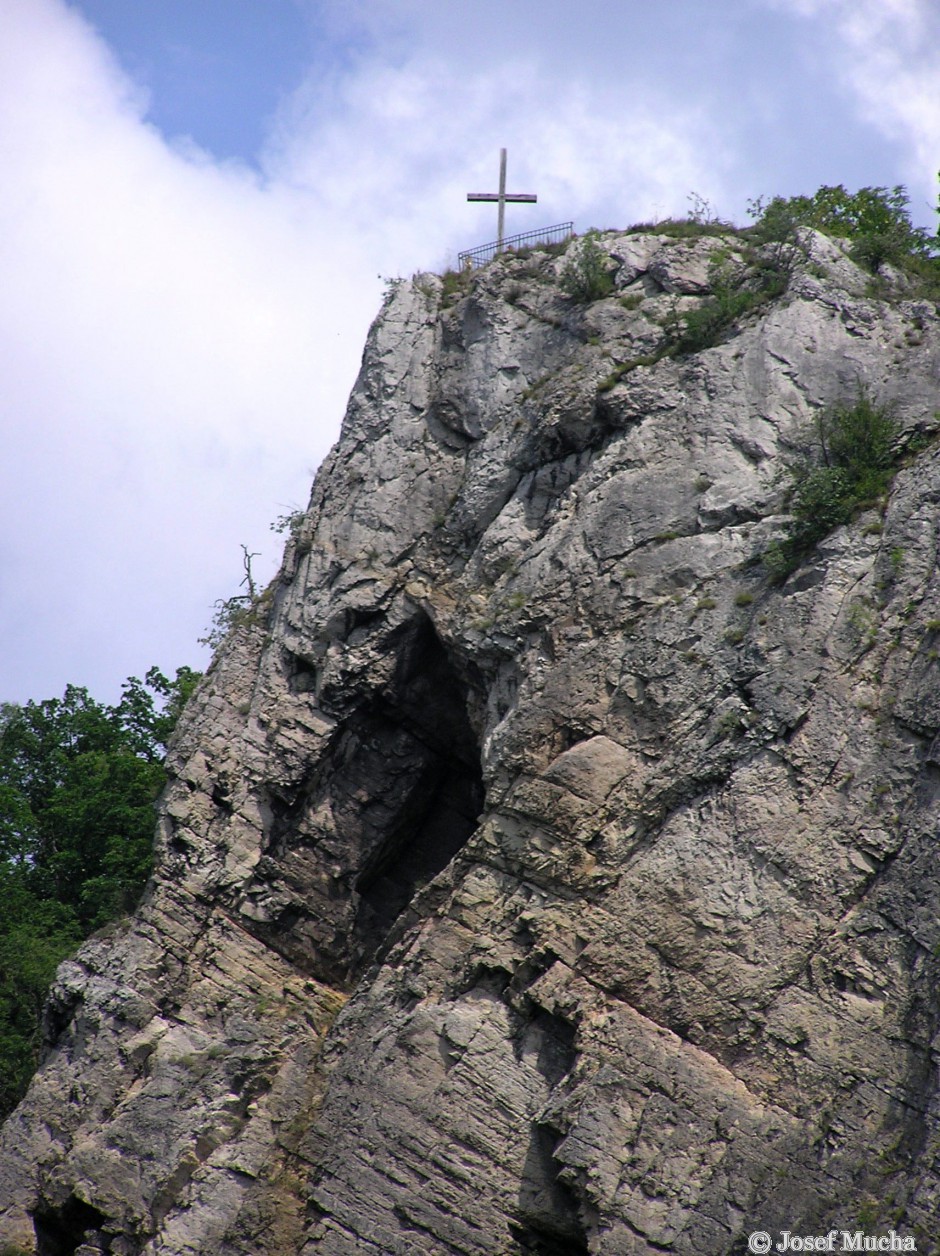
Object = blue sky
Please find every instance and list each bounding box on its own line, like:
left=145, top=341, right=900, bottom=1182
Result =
left=1, top=0, right=939, bottom=704
left=74, top=1, right=320, bottom=161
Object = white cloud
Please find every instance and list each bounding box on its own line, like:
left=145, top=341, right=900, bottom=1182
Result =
left=11, top=0, right=916, bottom=703
left=266, top=52, right=734, bottom=264
left=763, top=0, right=940, bottom=216
left=0, top=0, right=379, bottom=701
left=1, top=0, right=740, bottom=705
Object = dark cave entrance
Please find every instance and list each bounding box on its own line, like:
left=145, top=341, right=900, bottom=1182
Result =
left=511, top=1119, right=590, bottom=1256
left=347, top=614, right=485, bottom=975
left=259, top=613, right=485, bottom=986
left=32, top=1194, right=109, bottom=1256
left=350, top=740, right=482, bottom=969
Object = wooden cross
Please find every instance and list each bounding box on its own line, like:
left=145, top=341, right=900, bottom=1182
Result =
left=467, top=148, right=537, bottom=254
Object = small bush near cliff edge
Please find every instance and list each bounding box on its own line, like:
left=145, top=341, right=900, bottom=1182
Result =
left=667, top=253, right=788, bottom=356
left=441, top=268, right=470, bottom=305
left=764, top=393, right=901, bottom=581
left=560, top=231, right=614, bottom=302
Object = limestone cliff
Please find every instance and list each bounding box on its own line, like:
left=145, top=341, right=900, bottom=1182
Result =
left=3, top=226, right=940, bottom=1255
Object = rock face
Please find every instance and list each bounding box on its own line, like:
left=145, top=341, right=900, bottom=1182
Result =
left=3, top=228, right=940, bottom=1255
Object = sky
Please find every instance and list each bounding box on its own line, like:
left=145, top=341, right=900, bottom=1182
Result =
left=2, top=0, right=939, bottom=706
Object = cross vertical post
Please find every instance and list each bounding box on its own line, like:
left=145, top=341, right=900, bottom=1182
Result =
left=467, top=148, right=537, bottom=255
left=497, top=147, right=507, bottom=252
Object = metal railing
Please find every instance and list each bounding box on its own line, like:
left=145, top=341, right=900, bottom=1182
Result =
left=458, top=222, right=574, bottom=269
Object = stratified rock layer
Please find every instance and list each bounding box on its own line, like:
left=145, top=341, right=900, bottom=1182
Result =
left=3, top=229, right=940, bottom=1254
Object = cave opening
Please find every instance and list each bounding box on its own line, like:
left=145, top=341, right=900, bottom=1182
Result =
left=250, top=613, right=485, bottom=987
left=32, top=1194, right=109, bottom=1256
left=348, top=614, right=485, bottom=975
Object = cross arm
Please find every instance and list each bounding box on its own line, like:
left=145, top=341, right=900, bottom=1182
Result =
left=467, top=193, right=538, bottom=203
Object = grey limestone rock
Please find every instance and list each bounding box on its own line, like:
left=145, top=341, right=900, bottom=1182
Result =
left=3, top=228, right=940, bottom=1254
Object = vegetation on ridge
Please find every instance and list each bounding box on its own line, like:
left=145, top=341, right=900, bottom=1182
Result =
left=439, top=182, right=940, bottom=373
left=747, top=183, right=938, bottom=280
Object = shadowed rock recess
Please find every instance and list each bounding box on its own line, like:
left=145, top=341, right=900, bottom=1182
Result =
left=4, top=228, right=940, bottom=1254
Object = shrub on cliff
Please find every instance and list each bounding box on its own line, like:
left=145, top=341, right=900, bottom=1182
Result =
left=663, top=241, right=793, bottom=357
left=560, top=231, right=614, bottom=302
left=765, top=393, right=901, bottom=581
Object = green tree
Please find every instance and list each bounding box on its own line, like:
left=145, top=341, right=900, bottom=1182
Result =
left=750, top=184, right=938, bottom=277
left=0, top=881, right=80, bottom=1116
left=0, top=665, right=198, bottom=1118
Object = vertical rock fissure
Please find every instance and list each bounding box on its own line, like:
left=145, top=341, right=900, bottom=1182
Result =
left=511, top=1007, right=588, bottom=1254
left=511, top=1120, right=590, bottom=1256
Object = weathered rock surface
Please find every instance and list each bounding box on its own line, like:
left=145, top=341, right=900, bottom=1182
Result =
left=3, top=228, right=940, bottom=1254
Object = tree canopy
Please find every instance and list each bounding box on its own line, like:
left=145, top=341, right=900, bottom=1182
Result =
left=749, top=183, right=938, bottom=278
left=0, top=665, right=199, bottom=1117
